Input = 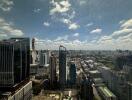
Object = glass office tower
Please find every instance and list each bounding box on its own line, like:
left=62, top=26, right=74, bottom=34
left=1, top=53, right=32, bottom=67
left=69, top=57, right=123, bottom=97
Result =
left=59, top=45, right=66, bottom=88
left=0, top=38, right=30, bottom=89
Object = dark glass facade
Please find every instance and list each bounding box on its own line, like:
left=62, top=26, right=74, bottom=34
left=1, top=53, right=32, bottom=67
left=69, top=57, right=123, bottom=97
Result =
left=49, top=54, right=57, bottom=89
left=59, top=45, right=66, bottom=88
left=0, top=38, right=30, bottom=88
left=69, top=63, right=76, bottom=85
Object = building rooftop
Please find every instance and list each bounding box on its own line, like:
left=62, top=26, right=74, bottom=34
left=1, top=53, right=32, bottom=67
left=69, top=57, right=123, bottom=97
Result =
left=93, top=78, right=103, bottom=83
left=98, top=86, right=116, bottom=97
left=89, top=70, right=100, bottom=74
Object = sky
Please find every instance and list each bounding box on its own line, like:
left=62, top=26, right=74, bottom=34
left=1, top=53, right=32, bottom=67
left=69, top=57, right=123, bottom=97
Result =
left=0, top=0, right=132, bottom=50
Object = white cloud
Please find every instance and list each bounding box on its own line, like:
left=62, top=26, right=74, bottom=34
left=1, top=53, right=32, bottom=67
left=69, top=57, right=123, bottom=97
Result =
left=68, top=10, right=76, bottom=19
left=35, top=19, right=132, bottom=50
left=0, top=0, right=14, bottom=11
left=0, top=17, right=24, bottom=37
left=61, top=18, right=80, bottom=30
left=43, top=22, right=50, bottom=27
left=97, top=36, right=113, bottom=44
left=90, top=28, right=102, bottom=34
left=34, top=34, right=132, bottom=50
left=95, top=18, right=132, bottom=50
left=33, top=8, right=41, bottom=13
left=121, top=19, right=132, bottom=28
left=86, top=22, right=93, bottom=27
left=50, top=0, right=78, bottom=30
left=55, top=35, right=69, bottom=41
left=111, top=19, right=132, bottom=38
left=119, top=20, right=125, bottom=24
left=111, top=28, right=132, bottom=37
left=69, top=23, right=80, bottom=30
left=78, top=0, right=87, bottom=5
left=35, top=38, right=93, bottom=50
left=50, top=0, right=71, bottom=15
left=61, top=18, right=71, bottom=24
left=0, top=34, right=8, bottom=40
left=116, top=33, right=132, bottom=43
left=73, top=33, right=79, bottom=37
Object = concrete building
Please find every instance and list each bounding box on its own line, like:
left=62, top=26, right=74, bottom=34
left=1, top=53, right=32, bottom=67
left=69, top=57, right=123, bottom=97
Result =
left=0, top=81, right=32, bottom=100
left=97, top=66, right=130, bottom=100
left=89, top=70, right=101, bottom=78
left=97, top=66, right=112, bottom=88
left=30, top=64, right=38, bottom=75
left=97, top=86, right=117, bottom=100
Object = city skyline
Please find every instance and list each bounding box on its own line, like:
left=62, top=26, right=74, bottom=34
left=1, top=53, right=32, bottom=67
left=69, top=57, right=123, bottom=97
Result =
left=0, top=0, right=132, bottom=50
left=0, top=37, right=132, bottom=99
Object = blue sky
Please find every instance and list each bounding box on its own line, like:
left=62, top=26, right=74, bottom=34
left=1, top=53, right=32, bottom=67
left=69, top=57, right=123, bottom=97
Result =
left=0, top=0, right=132, bottom=50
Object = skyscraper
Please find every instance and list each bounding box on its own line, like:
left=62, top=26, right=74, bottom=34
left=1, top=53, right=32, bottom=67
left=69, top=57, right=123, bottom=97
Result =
left=69, top=61, right=76, bottom=86
left=11, top=38, right=30, bottom=79
left=0, top=38, right=30, bottom=89
left=59, top=45, right=66, bottom=88
left=32, top=38, right=35, bottom=51
left=49, top=53, right=57, bottom=89
left=39, top=50, right=49, bottom=67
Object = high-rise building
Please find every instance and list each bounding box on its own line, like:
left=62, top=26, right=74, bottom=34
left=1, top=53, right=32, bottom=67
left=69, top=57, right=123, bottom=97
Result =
left=49, top=53, right=57, bottom=89
left=80, top=76, right=93, bottom=100
left=32, top=38, right=35, bottom=51
left=59, top=45, right=66, bottom=88
left=126, top=82, right=132, bottom=100
left=11, top=38, right=30, bottom=79
left=0, top=38, right=30, bottom=89
left=114, top=54, right=132, bottom=70
left=30, top=38, right=38, bottom=64
left=39, top=50, right=49, bottom=67
left=69, top=61, right=76, bottom=86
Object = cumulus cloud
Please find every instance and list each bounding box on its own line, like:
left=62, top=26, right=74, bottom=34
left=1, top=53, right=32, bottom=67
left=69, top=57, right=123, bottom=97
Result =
left=35, top=19, right=132, bottom=50
left=111, top=19, right=132, bottom=38
left=34, top=37, right=95, bottom=50
left=111, top=28, right=132, bottom=37
left=120, top=19, right=132, bottom=28
left=73, top=33, right=79, bottom=37
left=119, top=20, right=125, bottom=24
left=33, top=8, right=41, bottom=13
left=97, top=36, right=113, bottom=44
left=0, top=0, right=14, bottom=11
left=34, top=35, right=132, bottom=50
left=61, top=18, right=71, bottom=24
left=50, top=0, right=71, bottom=15
left=0, top=17, right=24, bottom=37
left=86, top=22, right=93, bottom=27
left=78, top=0, right=87, bottom=5
left=90, top=28, right=102, bottom=34
left=69, top=23, right=79, bottom=30
left=55, top=35, right=69, bottom=41
left=96, top=18, right=132, bottom=50
left=61, top=18, right=80, bottom=30
left=67, top=10, right=76, bottom=19
left=43, top=22, right=50, bottom=27
left=0, top=34, right=8, bottom=40
left=50, top=0, right=78, bottom=30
